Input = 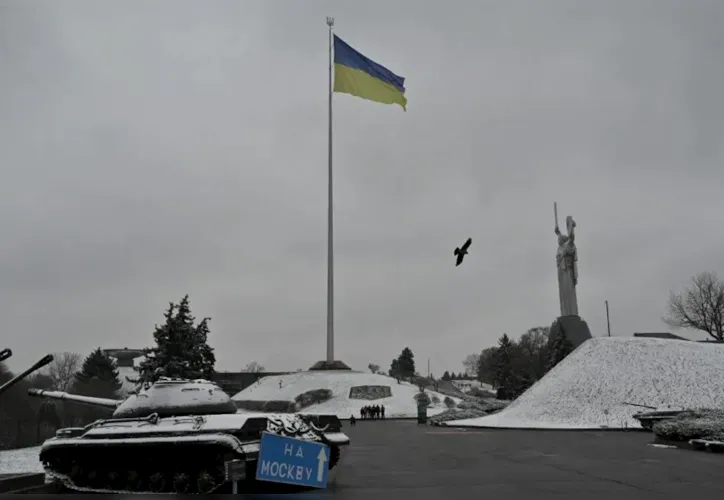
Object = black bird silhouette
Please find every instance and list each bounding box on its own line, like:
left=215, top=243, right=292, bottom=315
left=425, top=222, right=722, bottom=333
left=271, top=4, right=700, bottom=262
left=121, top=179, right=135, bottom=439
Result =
left=454, top=237, right=472, bottom=266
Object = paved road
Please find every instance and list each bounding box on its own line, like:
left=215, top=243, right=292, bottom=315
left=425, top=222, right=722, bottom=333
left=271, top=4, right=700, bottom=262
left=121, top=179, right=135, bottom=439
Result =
left=314, top=421, right=724, bottom=499
left=8, top=421, right=724, bottom=497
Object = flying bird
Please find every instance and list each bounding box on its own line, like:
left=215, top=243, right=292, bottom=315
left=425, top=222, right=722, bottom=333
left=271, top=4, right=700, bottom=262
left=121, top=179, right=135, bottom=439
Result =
left=454, top=237, right=472, bottom=266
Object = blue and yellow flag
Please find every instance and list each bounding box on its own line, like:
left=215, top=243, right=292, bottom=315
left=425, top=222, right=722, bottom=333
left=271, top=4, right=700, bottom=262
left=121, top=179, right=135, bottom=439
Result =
left=333, top=35, right=407, bottom=111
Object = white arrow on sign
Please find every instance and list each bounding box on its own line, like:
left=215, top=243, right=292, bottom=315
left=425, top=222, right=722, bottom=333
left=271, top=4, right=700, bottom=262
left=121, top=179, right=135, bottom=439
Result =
left=316, top=447, right=328, bottom=482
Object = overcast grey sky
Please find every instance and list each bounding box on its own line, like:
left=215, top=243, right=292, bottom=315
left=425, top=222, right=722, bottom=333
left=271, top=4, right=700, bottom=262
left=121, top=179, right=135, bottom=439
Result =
left=2, top=0, right=723, bottom=376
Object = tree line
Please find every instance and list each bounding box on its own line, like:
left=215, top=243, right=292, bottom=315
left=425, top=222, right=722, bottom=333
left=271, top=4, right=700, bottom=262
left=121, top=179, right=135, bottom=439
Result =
left=0, top=294, right=217, bottom=450
left=466, top=326, right=573, bottom=400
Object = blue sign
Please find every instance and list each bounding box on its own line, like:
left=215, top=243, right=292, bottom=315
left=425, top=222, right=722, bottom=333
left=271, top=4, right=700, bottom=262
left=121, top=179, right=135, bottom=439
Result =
left=256, top=432, right=331, bottom=489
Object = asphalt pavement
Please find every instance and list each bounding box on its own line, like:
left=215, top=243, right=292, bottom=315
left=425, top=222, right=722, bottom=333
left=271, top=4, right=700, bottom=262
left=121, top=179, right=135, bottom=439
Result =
left=312, top=420, right=724, bottom=499
left=7, top=420, right=724, bottom=497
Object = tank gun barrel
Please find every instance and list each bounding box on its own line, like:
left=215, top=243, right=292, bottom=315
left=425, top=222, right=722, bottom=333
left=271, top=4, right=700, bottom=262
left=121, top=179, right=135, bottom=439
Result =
left=27, top=388, right=121, bottom=409
left=0, top=353, right=54, bottom=397
left=0, top=348, right=11, bottom=363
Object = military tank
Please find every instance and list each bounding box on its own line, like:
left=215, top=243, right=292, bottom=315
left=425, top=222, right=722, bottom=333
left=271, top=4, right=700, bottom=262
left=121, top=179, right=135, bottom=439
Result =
left=0, top=349, right=54, bottom=398
left=28, top=377, right=350, bottom=494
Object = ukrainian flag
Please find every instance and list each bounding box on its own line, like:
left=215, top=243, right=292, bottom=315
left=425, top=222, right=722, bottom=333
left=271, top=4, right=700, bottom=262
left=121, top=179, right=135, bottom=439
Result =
left=333, top=35, right=407, bottom=111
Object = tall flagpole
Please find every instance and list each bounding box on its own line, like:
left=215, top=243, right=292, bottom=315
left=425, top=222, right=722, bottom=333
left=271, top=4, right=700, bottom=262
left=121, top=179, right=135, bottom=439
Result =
left=326, top=16, right=335, bottom=363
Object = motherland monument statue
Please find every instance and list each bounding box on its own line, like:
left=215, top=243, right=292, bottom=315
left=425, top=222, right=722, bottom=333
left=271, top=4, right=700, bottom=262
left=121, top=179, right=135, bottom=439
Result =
left=549, top=202, right=592, bottom=348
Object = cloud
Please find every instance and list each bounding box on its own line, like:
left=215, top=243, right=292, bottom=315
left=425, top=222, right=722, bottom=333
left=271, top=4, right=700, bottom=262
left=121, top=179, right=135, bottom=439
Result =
left=2, top=0, right=723, bottom=376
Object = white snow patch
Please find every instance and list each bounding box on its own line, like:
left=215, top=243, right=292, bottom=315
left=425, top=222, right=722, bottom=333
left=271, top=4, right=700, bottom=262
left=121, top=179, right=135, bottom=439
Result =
left=447, top=337, right=724, bottom=429
left=232, top=370, right=459, bottom=418
left=0, top=446, right=43, bottom=474
left=118, top=378, right=230, bottom=412
left=117, top=366, right=139, bottom=396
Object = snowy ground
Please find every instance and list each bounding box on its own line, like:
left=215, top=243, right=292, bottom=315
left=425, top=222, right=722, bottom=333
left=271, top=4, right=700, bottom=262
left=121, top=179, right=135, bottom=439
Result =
left=0, top=446, right=43, bottom=474
left=447, top=337, right=724, bottom=430
left=233, top=370, right=459, bottom=418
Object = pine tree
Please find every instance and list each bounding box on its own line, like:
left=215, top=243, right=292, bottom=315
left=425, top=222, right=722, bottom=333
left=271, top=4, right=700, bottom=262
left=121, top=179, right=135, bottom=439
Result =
left=441, top=370, right=451, bottom=381
left=493, top=334, right=517, bottom=398
left=546, top=328, right=574, bottom=372
left=389, top=358, right=401, bottom=380
left=71, top=348, right=123, bottom=424
left=134, top=295, right=216, bottom=387
left=73, top=347, right=123, bottom=398
left=397, top=347, right=415, bottom=379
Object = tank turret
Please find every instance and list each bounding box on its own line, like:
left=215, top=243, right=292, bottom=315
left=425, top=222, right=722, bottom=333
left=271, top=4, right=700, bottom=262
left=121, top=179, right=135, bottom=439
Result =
left=0, top=351, right=54, bottom=398
left=29, top=377, right=239, bottom=418
left=28, top=376, right=350, bottom=494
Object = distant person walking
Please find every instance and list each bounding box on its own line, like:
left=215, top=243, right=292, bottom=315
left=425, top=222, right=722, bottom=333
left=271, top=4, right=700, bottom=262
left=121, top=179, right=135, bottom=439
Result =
left=350, top=415, right=356, bottom=426
left=381, top=405, right=385, bottom=419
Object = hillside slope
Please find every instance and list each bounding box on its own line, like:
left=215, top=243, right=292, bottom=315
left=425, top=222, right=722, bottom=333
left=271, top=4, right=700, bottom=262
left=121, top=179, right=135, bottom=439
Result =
left=447, top=337, right=724, bottom=429
left=233, top=370, right=459, bottom=418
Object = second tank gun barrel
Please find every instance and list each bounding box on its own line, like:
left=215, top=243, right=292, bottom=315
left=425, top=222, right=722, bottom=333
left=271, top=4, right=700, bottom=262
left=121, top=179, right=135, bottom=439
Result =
left=0, top=353, right=54, bottom=397
left=27, top=388, right=121, bottom=409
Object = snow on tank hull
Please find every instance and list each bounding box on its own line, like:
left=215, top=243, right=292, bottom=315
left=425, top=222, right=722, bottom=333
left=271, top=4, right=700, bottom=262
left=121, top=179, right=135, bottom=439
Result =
left=39, top=412, right=349, bottom=494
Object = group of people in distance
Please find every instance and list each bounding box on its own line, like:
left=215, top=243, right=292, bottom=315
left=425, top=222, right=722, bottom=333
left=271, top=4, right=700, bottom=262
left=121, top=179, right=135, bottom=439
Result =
left=349, top=404, right=385, bottom=426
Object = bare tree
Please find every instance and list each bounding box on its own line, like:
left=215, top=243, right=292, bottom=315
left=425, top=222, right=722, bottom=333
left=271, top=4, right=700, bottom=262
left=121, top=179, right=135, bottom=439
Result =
left=462, top=353, right=480, bottom=378
left=44, top=352, right=81, bottom=391
left=241, top=361, right=265, bottom=373
left=663, top=272, right=724, bottom=341
left=368, top=363, right=380, bottom=374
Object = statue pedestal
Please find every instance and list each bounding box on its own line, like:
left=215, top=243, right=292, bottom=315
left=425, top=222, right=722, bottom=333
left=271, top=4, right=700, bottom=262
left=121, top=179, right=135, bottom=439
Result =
left=550, top=315, right=592, bottom=349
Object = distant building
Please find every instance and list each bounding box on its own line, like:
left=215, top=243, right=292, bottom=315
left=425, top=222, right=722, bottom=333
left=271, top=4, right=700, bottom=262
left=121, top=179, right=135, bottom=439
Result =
left=102, top=348, right=144, bottom=396
left=633, top=332, right=724, bottom=344
left=102, top=348, right=144, bottom=367
left=633, top=332, right=690, bottom=341
left=451, top=379, right=493, bottom=393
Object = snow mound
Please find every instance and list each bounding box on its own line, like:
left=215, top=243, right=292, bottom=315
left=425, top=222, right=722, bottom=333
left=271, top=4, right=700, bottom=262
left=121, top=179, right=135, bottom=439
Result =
left=0, top=446, right=42, bottom=474
left=447, top=337, right=724, bottom=429
left=232, top=370, right=459, bottom=418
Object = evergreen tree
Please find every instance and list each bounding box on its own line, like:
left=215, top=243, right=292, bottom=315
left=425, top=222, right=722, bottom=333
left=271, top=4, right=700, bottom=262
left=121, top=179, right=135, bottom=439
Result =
left=73, top=347, right=123, bottom=398
left=72, top=348, right=123, bottom=424
left=546, top=328, right=574, bottom=372
left=134, top=295, right=216, bottom=387
left=493, top=334, right=517, bottom=398
left=389, top=358, right=400, bottom=378
left=441, top=370, right=451, bottom=381
left=397, top=347, right=415, bottom=379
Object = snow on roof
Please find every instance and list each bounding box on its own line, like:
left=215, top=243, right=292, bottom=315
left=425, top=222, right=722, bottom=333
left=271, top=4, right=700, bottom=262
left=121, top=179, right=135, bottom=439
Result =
left=447, top=337, right=724, bottom=429
left=232, top=370, right=459, bottom=418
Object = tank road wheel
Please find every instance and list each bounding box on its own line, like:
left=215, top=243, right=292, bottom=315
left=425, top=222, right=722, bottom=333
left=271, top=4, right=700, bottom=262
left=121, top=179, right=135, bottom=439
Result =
left=197, top=471, right=216, bottom=494
left=148, top=472, right=167, bottom=493
left=172, top=472, right=191, bottom=494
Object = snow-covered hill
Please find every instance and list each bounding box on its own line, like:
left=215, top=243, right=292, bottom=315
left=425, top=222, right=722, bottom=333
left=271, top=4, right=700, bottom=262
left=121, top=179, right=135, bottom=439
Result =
left=233, top=370, right=459, bottom=418
left=447, top=337, right=724, bottom=429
